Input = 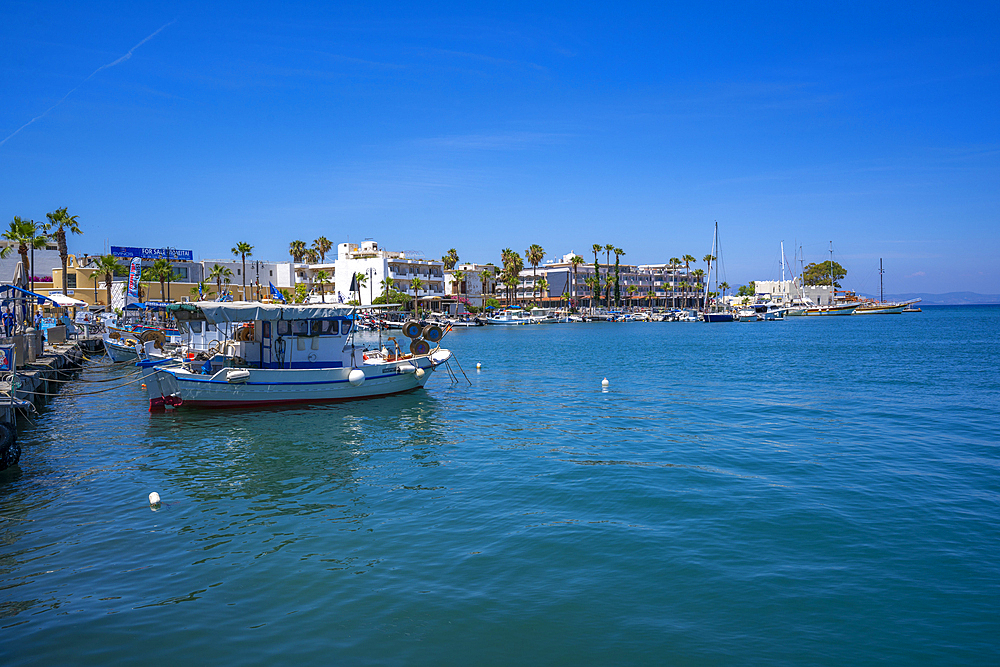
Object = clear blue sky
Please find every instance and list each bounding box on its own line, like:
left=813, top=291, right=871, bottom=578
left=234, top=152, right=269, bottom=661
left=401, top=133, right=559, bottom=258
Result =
left=2, top=1, right=997, bottom=294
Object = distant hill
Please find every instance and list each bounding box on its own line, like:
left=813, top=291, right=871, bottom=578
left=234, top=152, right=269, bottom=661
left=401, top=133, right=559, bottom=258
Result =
left=882, top=292, right=1000, bottom=306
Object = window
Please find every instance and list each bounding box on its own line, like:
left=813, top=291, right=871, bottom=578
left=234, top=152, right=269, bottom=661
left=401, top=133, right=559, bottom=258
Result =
left=277, top=321, right=291, bottom=336
left=322, top=320, right=339, bottom=335
left=291, top=320, right=308, bottom=335
left=66, top=274, right=77, bottom=288
left=310, top=320, right=322, bottom=336
left=340, top=320, right=351, bottom=335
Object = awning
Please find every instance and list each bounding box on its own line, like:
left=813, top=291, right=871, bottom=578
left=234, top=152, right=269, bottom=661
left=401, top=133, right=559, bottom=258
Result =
left=45, top=292, right=88, bottom=307
left=0, top=284, right=52, bottom=303
left=179, top=301, right=356, bottom=324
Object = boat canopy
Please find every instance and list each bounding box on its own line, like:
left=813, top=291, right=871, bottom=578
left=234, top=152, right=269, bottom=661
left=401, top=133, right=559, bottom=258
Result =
left=169, top=301, right=356, bottom=324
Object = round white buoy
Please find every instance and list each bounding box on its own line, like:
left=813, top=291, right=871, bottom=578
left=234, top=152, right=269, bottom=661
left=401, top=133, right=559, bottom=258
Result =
left=148, top=491, right=161, bottom=505
left=348, top=369, right=366, bottom=387
left=415, top=368, right=425, bottom=379
left=476, top=362, right=481, bottom=369
left=601, top=378, right=610, bottom=387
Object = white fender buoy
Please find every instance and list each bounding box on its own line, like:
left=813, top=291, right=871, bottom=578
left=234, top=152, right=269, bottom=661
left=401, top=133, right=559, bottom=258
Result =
left=415, top=368, right=425, bottom=379
left=398, top=364, right=417, bottom=374
left=148, top=491, right=161, bottom=505
left=601, top=378, right=609, bottom=388
left=348, top=369, right=366, bottom=386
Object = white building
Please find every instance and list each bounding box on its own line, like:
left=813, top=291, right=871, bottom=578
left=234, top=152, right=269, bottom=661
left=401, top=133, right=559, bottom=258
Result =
left=444, top=263, right=498, bottom=308
left=506, top=252, right=706, bottom=308
left=749, top=278, right=834, bottom=306
left=333, top=241, right=445, bottom=306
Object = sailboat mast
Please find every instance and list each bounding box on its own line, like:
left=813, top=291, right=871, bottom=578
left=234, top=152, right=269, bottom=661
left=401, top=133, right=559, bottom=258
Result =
left=780, top=241, right=785, bottom=303
left=880, top=258, right=884, bottom=303
left=704, top=221, right=717, bottom=311
left=829, top=241, right=834, bottom=305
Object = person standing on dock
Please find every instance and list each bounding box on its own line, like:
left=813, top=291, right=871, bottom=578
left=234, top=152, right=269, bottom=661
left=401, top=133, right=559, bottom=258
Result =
left=2, top=308, right=12, bottom=337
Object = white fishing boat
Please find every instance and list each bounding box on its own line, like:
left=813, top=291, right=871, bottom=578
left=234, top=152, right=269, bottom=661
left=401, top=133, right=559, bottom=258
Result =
left=486, top=308, right=534, bottom=325
left=139, top=302, right=453, bottom=410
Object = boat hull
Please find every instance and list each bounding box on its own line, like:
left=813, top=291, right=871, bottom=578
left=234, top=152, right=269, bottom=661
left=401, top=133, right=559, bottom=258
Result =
left=805, top=304, right=858, bottom=316
left=704, top=313, right=735, bottom=322
left=855, top=304, right=907, bottom=315
left=145, top=354, right=447, bottom=409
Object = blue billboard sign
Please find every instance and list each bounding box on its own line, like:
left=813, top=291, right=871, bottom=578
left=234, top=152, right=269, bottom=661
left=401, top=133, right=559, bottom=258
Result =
left=110, top=246, right=193, bottom=261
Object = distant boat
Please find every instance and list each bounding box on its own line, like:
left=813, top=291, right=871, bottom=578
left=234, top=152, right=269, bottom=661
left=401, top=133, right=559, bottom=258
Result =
left=853, top=259, right=921, bottom=314
left=486, top=308, right=533, bottom=325
left=902, top=305, right=922, bottom=313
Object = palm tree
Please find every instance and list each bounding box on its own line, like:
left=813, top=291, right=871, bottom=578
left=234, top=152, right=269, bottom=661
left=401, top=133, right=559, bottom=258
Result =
left=584, top=276, right=599, bottom=309
left=719, top=281, right=729, bottom=297
left=289, top=240, right=307, bottom=262
left=646, top=289, right=655, bottom=308
left=231, top=242, right=253, bottom=300
left=569, top=255, right=585, bottom=305
left=313, top=236, right=333, bottom=263
left=354, top=272, right=367, bottom=304
left=627, top=284, right=637, bottom=307
left=479, top=266, right=495, bottom=305
left=208, top=264, right=232, bottom=300
left=91, top=255, right=122, bottom=312
left=1, top=217, right=48, bottom=283
left=603, top=244, right=615, bottom=306
left=441, top=248, right=460, bottom=270
left=313, top=270, right=331, bottom=302
left=409, top=276, right=423, bottom=311
left=304, top=249, right=319, bottom=264
left=669, top=257, right=681, bottom=307
left=525, top=244, right=545, bottom=300
left=591, top=244, right=602, bottom=307
left=43, top=208, right=82, bottom=296
left=379, top=276, right=394, bottom=302
left=536, top=277, right=549, bottom=302
left=500, top=248, right=523, bottom=304
left=613, top=247, right=625, bottom=306
left=692, top=269, right=706, bottom=308
left=451, top=269, right=465, bottom=299
left=190, top=280, right=211, bottom=300
left=679, top=281, right=689, bottom=307
left=151, top=258, right=172, bottom=302
left=682, top=254, right=696, bottom=281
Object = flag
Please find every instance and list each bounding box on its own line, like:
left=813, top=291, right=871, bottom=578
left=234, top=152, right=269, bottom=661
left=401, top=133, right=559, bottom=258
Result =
left=198, top=282, right=203, bottom=300
left=349, top=273, right=358, bottom=294
left=127, top=257, right=141, bottom=298
left=269, top=282, right=286, bottom=303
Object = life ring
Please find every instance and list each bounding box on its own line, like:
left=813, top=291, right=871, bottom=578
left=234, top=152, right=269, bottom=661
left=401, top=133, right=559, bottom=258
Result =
left=422, top=324, right=444, bottom=343
left=402, top=320, right=423, bottom=339
left=409, top=338, right=430, bottom=356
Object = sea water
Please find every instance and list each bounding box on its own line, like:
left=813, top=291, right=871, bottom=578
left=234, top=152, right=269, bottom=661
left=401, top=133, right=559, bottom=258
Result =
left=1, top=306, right=997, bottom=665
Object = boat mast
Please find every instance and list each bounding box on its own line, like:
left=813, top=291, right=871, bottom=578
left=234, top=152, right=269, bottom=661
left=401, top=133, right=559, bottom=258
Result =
left=829, top=241, right=834, bottom=305
left=704, top=221, right=717, bottom=312
left=780, top=240, right=785, bottom=302
left=879, top=258, right=884, bottom=304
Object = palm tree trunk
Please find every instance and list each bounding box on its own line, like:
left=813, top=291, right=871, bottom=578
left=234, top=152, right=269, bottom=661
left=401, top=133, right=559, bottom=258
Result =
left=58, top=229, right=68, bottom=295
left=242, top=256, right=247, bottom=299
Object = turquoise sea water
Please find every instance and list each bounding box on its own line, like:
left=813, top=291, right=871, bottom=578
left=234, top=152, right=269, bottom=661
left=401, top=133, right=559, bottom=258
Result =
left=1, top=306, right=998, bottom=665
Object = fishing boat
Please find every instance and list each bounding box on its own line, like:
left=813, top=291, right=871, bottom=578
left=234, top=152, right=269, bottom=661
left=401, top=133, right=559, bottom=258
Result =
left=902, top=305, right=922, bottom=313
left=139, top=302, right=453, bottom=410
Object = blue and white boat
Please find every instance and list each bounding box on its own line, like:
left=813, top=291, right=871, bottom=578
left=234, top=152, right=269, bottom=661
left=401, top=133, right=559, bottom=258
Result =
left=139, top=302, right=452, bottom=410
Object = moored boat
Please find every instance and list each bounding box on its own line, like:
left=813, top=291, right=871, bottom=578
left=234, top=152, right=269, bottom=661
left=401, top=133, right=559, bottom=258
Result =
left=139, top=302, right=453, bottom=410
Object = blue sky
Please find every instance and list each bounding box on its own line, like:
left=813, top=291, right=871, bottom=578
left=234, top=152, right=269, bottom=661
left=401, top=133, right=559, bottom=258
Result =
left=2, top=1, right=997, bottom=294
